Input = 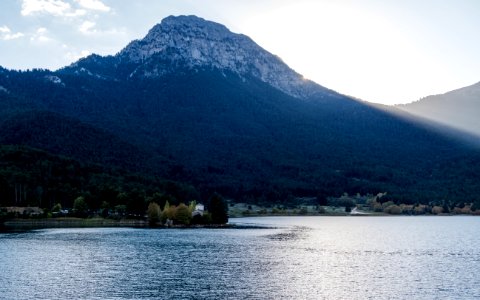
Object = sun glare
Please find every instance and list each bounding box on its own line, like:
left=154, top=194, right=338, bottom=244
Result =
left=239, top=1, right=453, bottom=104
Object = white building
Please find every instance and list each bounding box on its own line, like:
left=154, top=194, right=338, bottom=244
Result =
left=192, top=203, right=205, bottom=217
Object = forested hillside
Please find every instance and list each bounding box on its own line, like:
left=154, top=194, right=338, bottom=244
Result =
left=0, top=145, right=198, bottom=215
left=1, top=16, right=480, bottom=211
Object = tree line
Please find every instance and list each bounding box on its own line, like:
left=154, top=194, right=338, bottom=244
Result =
left=0, top=145, right=228, bottom=224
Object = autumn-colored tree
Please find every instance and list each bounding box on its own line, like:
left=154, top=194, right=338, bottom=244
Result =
left=161, top=201, right=176, bottom=223
left=147, top=202, right=161, bottom=225
left=175, top=203, right=191, bottom=225
left=188, top=200, right=197, bottom=214
left=431, top=206, right=444, bottom=215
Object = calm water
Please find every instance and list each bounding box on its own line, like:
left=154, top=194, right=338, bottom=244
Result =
left=1, top=216, right=479, bottom=299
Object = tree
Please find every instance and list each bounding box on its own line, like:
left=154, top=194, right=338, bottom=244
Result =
left=51, top=203, right=62, bottom=213
left=384, top=204, right=402, bottom=215
left=73, top=196, right=88, bottom=217
left=471, top=200, right=479, bottom=212
left=442, top=200, right=450, bottom=214
left=100, top=201, right=110, bottom=218
left=175, top=203, right=191, bottom=225
left=161, top=201, right=176, bottom=223
left=432, top=206, right=444, bottom=215
left=209, top=193, right=228, bottom=224
left=188, top=200, right=197, bottom=214
left=147, top=202, right=161, bottom=225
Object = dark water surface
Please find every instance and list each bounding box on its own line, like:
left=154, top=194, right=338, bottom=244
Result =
left=1, top=216, right=479, bottom=299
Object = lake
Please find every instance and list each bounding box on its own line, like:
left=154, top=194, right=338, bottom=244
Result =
left=1, top=216, right=479, bottom=299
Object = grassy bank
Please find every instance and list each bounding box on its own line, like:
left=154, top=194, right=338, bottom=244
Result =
left=1, top=217, right=147, bottom=230
left=228, top=203, right=361, bottom=217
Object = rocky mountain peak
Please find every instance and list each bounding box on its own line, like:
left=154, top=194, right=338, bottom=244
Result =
left=117, top=15, right=328, bottom=99
left=156, top=15, right=232, bottom=38
left=120, top=15, right=249, bottom=64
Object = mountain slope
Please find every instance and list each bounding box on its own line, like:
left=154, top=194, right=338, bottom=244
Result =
left=398, top=81, right=480, bottom=136
left=0, top=111, right=166, bottom=173
left=1, top=15, right=480, bottom=205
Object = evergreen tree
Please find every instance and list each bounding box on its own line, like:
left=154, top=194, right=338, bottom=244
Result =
left=73, top=196, right=88, bottom=217
left=209, top=193, right=228, bottom=224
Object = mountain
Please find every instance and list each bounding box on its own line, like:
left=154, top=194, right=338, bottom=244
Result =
left=62, top=15, right=331, bottom=100
left=398, top=81, right=480, bottom=136
left=1, top=15, right=480, bottom=210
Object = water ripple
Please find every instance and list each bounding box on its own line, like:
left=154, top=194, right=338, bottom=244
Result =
left=1, top=216, right=480, bottom=299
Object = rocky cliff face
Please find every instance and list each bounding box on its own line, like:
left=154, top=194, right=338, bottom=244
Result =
left=72, top=15, right=330, bottom=99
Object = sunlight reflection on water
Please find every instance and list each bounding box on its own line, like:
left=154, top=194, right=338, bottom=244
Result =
left=1, top=216, right=479, bottom=299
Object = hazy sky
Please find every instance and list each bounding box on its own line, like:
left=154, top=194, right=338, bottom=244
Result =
left=1, top=0, right=479, bottom=104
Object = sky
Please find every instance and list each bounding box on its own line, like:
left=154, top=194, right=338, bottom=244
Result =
left=0, top=0, right=479, bottom=105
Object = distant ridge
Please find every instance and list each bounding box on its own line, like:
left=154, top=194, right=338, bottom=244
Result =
left=399, top=81, right=480, bottom=136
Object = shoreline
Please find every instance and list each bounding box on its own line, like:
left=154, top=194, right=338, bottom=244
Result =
left=0, top=217, right=241, bottom=231
left=2, top=213, right=475, bottom=232
left=1, top=217, right=147, bottom=230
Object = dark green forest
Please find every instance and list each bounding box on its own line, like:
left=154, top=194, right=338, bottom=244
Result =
left=0, top=145, right=199, bottom=215
left=1, top=65, right=480, bottom=215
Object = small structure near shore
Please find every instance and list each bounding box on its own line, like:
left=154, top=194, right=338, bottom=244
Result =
left=1, top=207, right=44, bottom=217
left=192, top=204, right=205, bottom=217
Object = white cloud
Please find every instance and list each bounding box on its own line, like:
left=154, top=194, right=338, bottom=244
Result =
left=0, top=25, right=25, bottom=40
left=79, top=20, right=96, bottom=34
left=21, top=0, right=72, bottom=16
left=65, top=49, right=91, bottom=61
left=21, top=0, right=102, bottom=17
left=37, top=27, right=48, bottom=34
left=78, top=20, right=126, bottom=37
left=30, top=27, right=52, bottom=42
left=65, top=9, right=87, bottom=17
left=74, top=0, right=110, bottom=12
left=79, top=50, right=91, bottom=57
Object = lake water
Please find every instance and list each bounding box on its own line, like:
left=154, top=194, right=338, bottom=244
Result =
left=1, top=216, right=479, bottom=299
